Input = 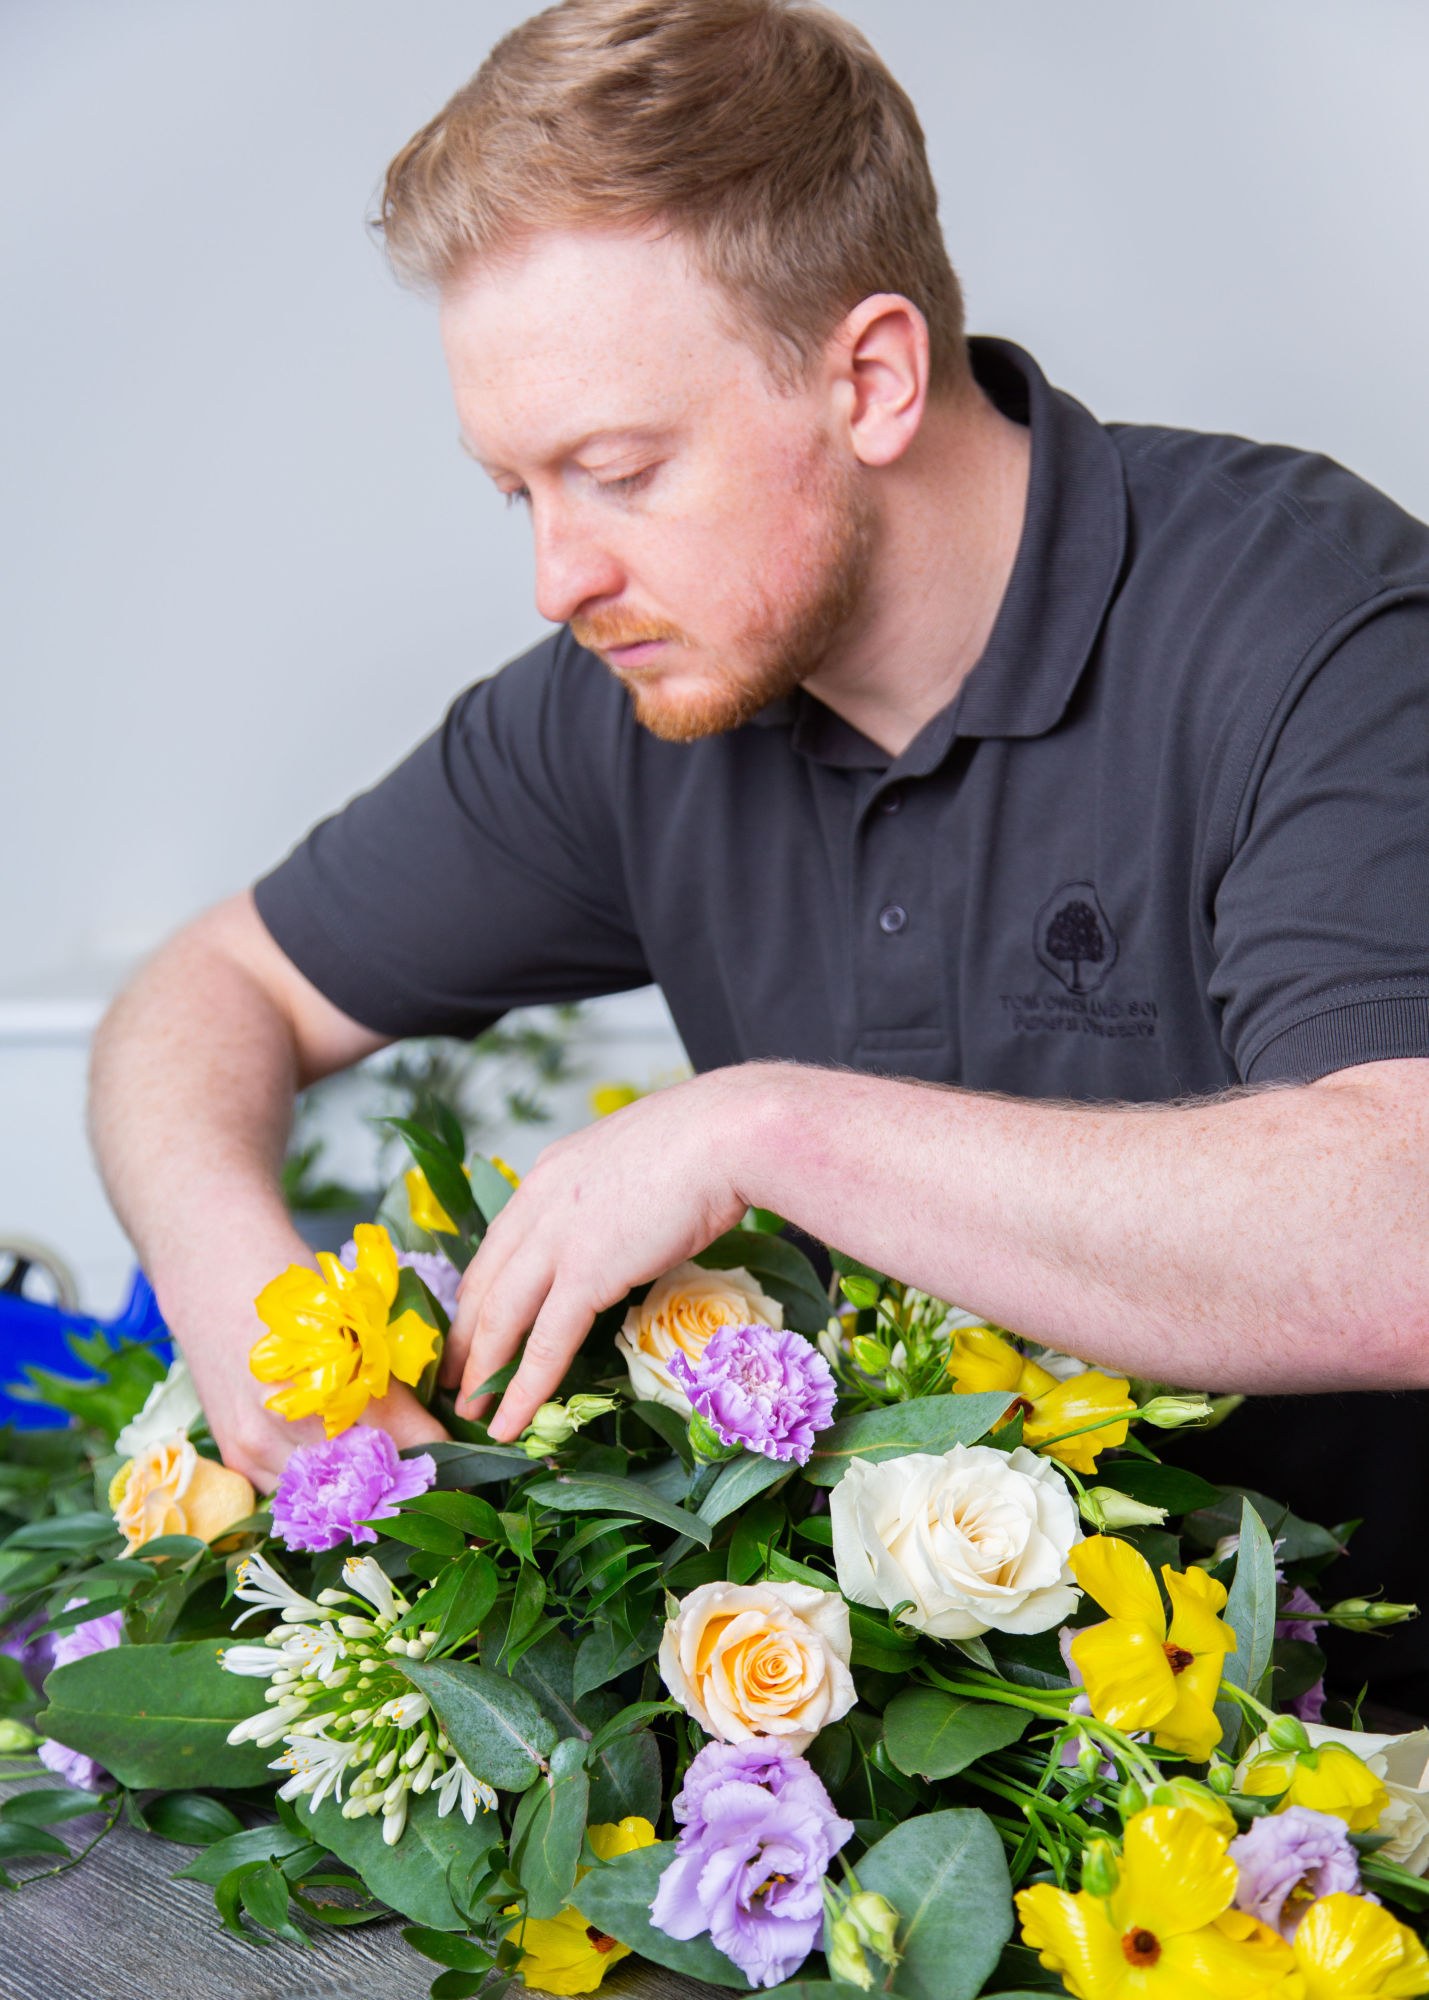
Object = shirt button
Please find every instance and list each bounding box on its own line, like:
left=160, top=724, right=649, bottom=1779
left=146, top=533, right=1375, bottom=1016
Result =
left=878, top=904, right=908, bottom=934
left=879, top=788, right=904, bottom=814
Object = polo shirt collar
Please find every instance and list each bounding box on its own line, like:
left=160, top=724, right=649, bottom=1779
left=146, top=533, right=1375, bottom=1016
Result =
left=756, top=337, right=1127, bottom=770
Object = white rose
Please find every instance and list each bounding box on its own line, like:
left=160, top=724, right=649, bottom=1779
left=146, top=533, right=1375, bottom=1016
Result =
left=615, top=1260, right=783, bottom=1413
left=830, top=1442, right=1081, bottom=1640
left=658, top=1579, right=855, bottom=1751
left=114, top=1356, right=203, bottom=1460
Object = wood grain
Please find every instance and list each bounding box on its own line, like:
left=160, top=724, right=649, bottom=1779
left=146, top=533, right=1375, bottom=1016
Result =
left=0, top=1778, right=722, bottom=2000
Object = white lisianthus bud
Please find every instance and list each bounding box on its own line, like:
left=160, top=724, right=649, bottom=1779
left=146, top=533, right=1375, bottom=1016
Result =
left=1079, top=1486, right=1168, bottom=1531
left=518, top=1393, right=619, bottom=1456
left=1135, top=1395, right=1214, bottom=1430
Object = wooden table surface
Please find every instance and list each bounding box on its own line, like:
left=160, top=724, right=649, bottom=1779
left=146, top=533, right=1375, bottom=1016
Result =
left=0, top=1778, right=722, bottom=2000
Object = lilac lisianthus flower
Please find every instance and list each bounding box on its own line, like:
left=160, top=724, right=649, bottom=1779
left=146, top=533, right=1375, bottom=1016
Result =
left=668, top=1324, right=837, bottom=1465
left=651, top=1738, right=853, bottom=1989
left=37, top=1601, right=124, bottom=1794
left=1276, top=1584, right=1328, bottom=1722
left=0, top=1607, right=56, bottom=1691
left=1230, top=1805, right=1368, bottom=1938
left=340, top=1238, right=461, bottom=1323
left=271, top=1425, right=437, bottom=1553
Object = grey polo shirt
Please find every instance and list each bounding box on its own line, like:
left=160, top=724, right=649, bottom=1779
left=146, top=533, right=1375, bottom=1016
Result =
left=256, top=338, right=1429, bottom=1700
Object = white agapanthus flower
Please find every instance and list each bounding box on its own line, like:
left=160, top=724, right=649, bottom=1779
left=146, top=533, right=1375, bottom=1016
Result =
left=230, top=1549, right=327, bottom=1628
left=434, top=1753, right=498, bottom=1824
left=272, top=1727, right=357, bottom=1811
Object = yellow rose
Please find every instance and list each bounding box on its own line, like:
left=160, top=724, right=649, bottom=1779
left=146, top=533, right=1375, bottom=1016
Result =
left=109, top=1432, right=255, bottom=1556
left=658, top=1579, right=855, bottom=1751
left=615, top=1259, right=783, bottom=1412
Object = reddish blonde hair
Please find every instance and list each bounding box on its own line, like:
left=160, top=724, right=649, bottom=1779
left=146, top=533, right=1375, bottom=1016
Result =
left=378, top=0, right=970, bottom=395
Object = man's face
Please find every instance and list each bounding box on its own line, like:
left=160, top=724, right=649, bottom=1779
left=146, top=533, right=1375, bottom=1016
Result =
left=440, top=228, right=874, bottom=741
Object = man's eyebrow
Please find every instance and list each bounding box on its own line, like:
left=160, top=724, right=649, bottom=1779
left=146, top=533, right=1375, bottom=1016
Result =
left=456, top=424, right=676, bottom=471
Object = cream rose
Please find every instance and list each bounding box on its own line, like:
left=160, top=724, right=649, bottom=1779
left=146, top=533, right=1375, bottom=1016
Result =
left=109, top=1432, right=256, bottom=1556
left=830, top=1442, right=1081, bottom=1640
left=659, top=1579, right=855, bottom=1750
left=616, top=1260, right=783, bottom=1412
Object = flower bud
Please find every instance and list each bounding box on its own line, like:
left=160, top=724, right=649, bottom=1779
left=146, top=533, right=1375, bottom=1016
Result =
left=1326, top=1597, right=1420, bottom=1633
left=1081, top=1837, right=1120, bottom=1899
left=839, top=1274, right=880, bottom=1312
left=849, top=1334, right=891, bottom=1376
left=846, top=1891, right=901, bottom=1969
left=1135, top=1395, right=1214, bottom=1430
left=1267, top=1715, right=1312, bottom=1753
left=1077, top=1740, right=1104, bottom=1781
left=518, top=1394, right=618, bottom=1455
left=1079, top=1486, right=1168, bottom=1531
left=0, top=1719, right=38, bottom=1752
left=1206, top=1758, right=1234, bottom=1795
left=686, top=1411, right=741, bottom=1465
left=1117, top=1778, right=1147, bottom=1819
left=1151, top=1777, right=1236, bottom=1833
left=825, top=1914, right=874, bottom=1991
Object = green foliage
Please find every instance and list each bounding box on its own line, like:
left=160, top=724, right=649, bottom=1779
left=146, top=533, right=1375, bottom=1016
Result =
left=1217, top=1495, right=1279, bottom=1749
left=802, top=1392, right=1017, bottom=1486
left=8, top=1329, right=166, bottom=1444
left=883, top=1687, right=1029, bottom=1780
left=401, top=1657, right=557, bottom=1792
left=855, top=1809, right=1015, bottom=2000
left=570, top=1838, right=749, bottom=1987
left=38, top=1639, right=273, bottom=1788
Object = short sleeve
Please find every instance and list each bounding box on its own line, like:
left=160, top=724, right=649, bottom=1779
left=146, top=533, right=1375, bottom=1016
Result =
left=1211, top=593, right=1429, bottom=1083
left=252, top=632, right=652, bottom=1037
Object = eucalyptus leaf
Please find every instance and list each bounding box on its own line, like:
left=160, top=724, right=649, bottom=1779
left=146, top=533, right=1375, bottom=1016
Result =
left=512, top=1736, right=589, bottom=1919
left=856, top=1809, right=1014, bottom=2000
left=402, top=1657, right=557, bottom=1792
left=468, top=1155, right=518, bottom=1225
left=38, top=1639, right=272, bottom=1789
left=525, top=1473, right=711, bottom=1546
left=570, top=1838, right=748, bottom=1987
left=802, top=1393, right=1017, bottom=1487
left=883, top=1687, right=1027, bottom=1780
left=1217, top=1496, right=1278, bottom=1749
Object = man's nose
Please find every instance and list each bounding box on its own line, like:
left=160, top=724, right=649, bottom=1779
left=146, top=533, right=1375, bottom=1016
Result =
left=531, top=502, right=624, bottom=627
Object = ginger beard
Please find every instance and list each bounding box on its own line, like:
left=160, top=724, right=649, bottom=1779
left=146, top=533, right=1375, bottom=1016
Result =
left=571, top=444, right=877, bottom=743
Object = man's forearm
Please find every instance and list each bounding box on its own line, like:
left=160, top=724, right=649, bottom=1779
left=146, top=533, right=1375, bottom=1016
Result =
left=733, top=1060, right=1429, bottom=1393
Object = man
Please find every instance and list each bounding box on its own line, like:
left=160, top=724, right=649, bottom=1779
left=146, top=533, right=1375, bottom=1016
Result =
left=90, top=0, right=1429, bottom=1705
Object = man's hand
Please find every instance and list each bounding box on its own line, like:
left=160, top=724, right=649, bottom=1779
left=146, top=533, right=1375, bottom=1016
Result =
left=443, top=1068, right=759, bottom=1439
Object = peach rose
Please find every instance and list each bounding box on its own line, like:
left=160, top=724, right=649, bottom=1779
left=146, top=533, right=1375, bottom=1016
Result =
left=616, top=1260, right=783, bottom=1412
left=109, top=1431, right=256, bottom=1556
left=658, top=1579, right=855, bottom=1751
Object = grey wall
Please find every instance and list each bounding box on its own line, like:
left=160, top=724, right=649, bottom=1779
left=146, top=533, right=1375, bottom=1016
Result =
left=2, top=1, right=1427, bottom=1304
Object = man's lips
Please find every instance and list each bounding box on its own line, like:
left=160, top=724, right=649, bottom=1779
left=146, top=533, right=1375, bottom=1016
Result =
left=603, top=638, right=672, bottom=670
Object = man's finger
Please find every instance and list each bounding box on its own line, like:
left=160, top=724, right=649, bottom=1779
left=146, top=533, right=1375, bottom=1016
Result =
left=456, top=1244, right=558, bottom=1414
left=486, top=1289, right=593, bottom=1441
left=442, top=1203, right=524, bottom=1388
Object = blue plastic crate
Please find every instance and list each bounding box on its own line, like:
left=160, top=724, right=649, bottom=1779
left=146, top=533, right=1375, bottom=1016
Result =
left=0, top=1268, right=173, bottom=1429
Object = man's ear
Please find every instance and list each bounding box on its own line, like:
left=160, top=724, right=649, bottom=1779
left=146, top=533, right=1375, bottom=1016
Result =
left=828, top=292, right=931, bottom=468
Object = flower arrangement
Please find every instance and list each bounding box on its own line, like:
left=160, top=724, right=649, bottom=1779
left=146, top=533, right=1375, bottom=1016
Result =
left=2, top=1101, right=1426, bottom=1999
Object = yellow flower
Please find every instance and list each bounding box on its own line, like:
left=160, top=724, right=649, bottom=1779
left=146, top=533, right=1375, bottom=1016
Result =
left=1068, top=1536, right=1236, bottom=1763
left=1286, top=1893, right=1429, bottom=1998
left=1241, top=1742, right=1391, bottom=1834
left=505, top=1816, right=657, bottom=1995
left=250, top=1222, right=439, bottom=1438
left=947, top=1327, right=1136, bottom=1474
left=590, top=1082, right=643, bottom=1118
left=490, top=1154, right=521, bottom=1189
left=1018, top=1806, right=1293, bottom=1999
left=406, top=1165, right=458, bottom=1235
left=109, top=1433, right=255, bottom=1556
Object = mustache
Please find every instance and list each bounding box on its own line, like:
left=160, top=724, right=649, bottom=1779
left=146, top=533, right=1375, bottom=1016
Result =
left=570, top=610, right=687, bottom=655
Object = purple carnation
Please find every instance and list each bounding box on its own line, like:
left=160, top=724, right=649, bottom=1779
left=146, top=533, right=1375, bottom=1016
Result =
left=1230, top=1806, right=1368, bottom=1938
left=271, top=1424, right=437, bottom=1553
left=340, top=1238, right=461, bottom=1323
left=651, top=1739, right=852, bottom=1989
left=668, top=1324, right=837, bottom=1465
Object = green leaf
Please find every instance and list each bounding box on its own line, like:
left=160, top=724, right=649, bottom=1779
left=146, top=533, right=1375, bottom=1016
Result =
left=401, top=1927, right=495, bottom=1973
left=586, top=1726, right=662, bottom=1824
left=402, top=1657, right=557, bottom=1792
left=3, top=1511, right=118, bottom=1553
left=141, top=1790, right=246, bottom=1846
left=512, top=1735, right=589, bottom=1919
left=0, top=1821, right=71, bottom=1862
left=468, top=1155, right=518, bottom=1225
left=399, top=1490, right=505, bottom=1542
left=698, top=1452, right=791, bottom=1526
left=175, top=1821, right=315, bottom=1885
left=426, top=1440, right=534, bottom=1487
left=525, top=1473, right=712, bottom=1547
left=298, top=1788, right=473, bottom=1930
left=802, top=1393, right=1017, bottom=1486
left=1185, top=1486, right=1344, bottom=1564
left=239, top=1856, right=310, bottom=1946
left=883, top=1688, right=1028, bottom=1780
left=696, top=1229, right=831, bottom=1334
left=626, top=1398, right=695, bottom=1464
left=1, top=1785, right=107, bottom=1825
left=377, top=1509, right=468, bottom=1558
left=1096, top=1460, right=1222, bottom=1515
left=37, top=1639, right=272, bottom=1789
left=570, top=1838, right=748, bottom=1987
left=856, top=1809, right=1014, bottom=2000
left=1217, top=1496, right=1278, bottom=1749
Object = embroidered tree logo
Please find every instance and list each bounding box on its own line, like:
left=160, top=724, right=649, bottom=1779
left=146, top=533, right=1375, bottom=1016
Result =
left=1035, top=881, right=1119, bottom=995
left=1044, top=899, right=1104, bottom=995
